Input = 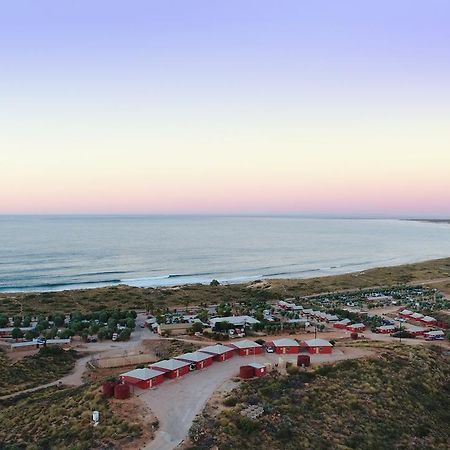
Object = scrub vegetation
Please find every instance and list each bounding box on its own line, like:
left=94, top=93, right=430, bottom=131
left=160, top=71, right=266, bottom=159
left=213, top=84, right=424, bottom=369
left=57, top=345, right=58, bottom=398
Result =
left=188, top=344, right=450, bottom=450
left=0, top=383, right=142, bottom=450
left=0, top=257, right=449, bottom=317
left=0, top=347, right=79, bottom=396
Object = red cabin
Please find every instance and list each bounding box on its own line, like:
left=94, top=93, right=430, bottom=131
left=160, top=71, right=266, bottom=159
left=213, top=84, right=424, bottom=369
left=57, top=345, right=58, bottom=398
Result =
left=302, top=338, right=333, bottom=354
left=175, top=351, right=214, bottom=370
left=272, top=338, right=300, bottom=354
left=150, top=359, right=191, bottom=379
left=346, top=323, right=366, bottom=333
left=120, top=368, right=165, bottom=389
left=227, top=340, right=263, bottom=356
left=199, top=344, right=235, bottom=361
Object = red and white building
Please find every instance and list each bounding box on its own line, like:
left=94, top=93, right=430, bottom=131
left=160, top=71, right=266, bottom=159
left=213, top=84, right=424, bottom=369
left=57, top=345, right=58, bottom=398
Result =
left=405, top=325, right=427, bottom=336
left=399, top=309, right=413, bottom=318
left=120, top=368, right=165, bottom=389
left=410, top=312, right=424, bottom=321
left=228, top=339, right=263, bottom=356
left=376, top=325, right=396, bottom=334
left=199, top=344, right=235, bottom=361
left=346, top=323, right=366, bottom=333
left=271, top=338, right=300, bottom=354
left=420, top=316, right=437, bottom=326
left=302, top=338, right=333, bottom=354
left=333, top=319, right=352, bottom=329
left=150, top=359, right=191, bottom=379
left=175, top=351, right=214, bottom=370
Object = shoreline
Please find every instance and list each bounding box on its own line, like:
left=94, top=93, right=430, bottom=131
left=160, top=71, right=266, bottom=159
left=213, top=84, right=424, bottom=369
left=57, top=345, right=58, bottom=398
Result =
left=1, top=255, right=450, bottom=295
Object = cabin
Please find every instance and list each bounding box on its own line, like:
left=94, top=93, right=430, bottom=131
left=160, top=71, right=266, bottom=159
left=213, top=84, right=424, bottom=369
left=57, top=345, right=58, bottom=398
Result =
left=376, top=325, right=396, bottom=334
left=248, top=362, right=267, bottom=377
left=272, top=338, right=300, bottom=354
left=302, top=338, right=333, bottom=354
left=420, top=316, right=437, bottom=326
left=199, top=344, right=235, bottom=361
left=175, top=351, right=214, bottom=370
left=346, top=323, right=366, bottom=333
left=150, top=359, right=191, bottom=379
left=227, top=339, right=263, bottom=356
left=120, top=368, right=165, bottom=389
left=333, top=319, right=351, bottom=329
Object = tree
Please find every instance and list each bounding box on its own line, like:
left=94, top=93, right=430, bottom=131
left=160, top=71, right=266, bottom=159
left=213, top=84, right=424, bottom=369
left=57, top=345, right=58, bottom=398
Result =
left=11, top=327, right=23, bottom=341
left=126, top=318, right=136, bottom=330
left=22, top=316, right=32, bottom=327
left=24, top=329, right=38, bottom=340
left=52, top=314, right=65, bottom=327
left=12, top=316, right=22, bottom=327
left=191, top=322, right=204, bottom=333
left=210, top=279, right=220, bottom=286
left=0, top=315, right=8, bottom=328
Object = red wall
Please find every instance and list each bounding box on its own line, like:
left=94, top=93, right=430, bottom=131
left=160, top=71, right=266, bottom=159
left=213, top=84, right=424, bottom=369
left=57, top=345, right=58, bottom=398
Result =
left=196, top=358, right=213, bottom=370
left=237, top=347, right=263, bottom=356
left=306, top=346, right=333, bottom=354
left=164, top=364, right=190, bottom=379
left=121, top=375, right=164, bottom=389
left=275, top=346, right=299, bottom=354
left=254, top=367, right=266, bottom=377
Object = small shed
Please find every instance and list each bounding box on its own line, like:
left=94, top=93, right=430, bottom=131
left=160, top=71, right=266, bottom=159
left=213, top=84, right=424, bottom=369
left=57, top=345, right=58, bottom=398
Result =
left=150, top=359, right=191, bottom=379
left=175, top=351, right=214, bottom=370
left=228, top=339, right=263, bottom=356
left=120, top=368, right=165, bottom=389
left=302, top=338, right=333, bottom=354
left=272, top=338, right=300, bottom=354
left=248, top=362, right=266, bottom=377
left=199, top=344, right=235, bottom=361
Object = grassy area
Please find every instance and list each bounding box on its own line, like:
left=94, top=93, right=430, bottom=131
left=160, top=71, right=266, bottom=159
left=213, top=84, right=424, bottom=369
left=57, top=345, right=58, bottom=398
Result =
left=188, top=345, right=450, bottom=450
left=0, top=257, right=448, bottom=317
left=0, top=383, right=142, bottom=450
left=0, top=347, right=79, bottom=396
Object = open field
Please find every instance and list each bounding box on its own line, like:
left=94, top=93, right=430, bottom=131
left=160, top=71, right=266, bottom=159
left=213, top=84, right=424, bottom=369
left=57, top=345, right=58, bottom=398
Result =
left=187, top=344, right=450, bottom=450
left=0, top=257, right=449, bottom=317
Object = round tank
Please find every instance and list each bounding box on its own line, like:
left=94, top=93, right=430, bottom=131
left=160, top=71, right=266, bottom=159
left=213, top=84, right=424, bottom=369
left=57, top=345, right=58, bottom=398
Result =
left=297, top=354, right=311, bottom=367
left=102, top=381, right=116, bottom=397
left=239, top=365, right=255, bottom=379
left=114, top=383, right=131, bottom=399
left=350, top=332, right=358, bottom=340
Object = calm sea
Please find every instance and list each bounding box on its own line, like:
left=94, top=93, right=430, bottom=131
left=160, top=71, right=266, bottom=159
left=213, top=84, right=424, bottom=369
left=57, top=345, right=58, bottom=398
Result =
left=0, top=216, right=449, bottom=293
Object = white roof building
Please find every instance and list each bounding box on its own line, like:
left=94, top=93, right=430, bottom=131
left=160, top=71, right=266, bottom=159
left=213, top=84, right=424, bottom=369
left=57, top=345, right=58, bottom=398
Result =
left=175, top=351, right=214, bottom=362
left=228, top=339, right=262, bottom=349
left=272, top=338, right=299, bottom=347
left=209, top=316, right=260, bottom=327
left=303, top=338, right=333, bottom=347
left=150, top=359, right=190, bottom=371
left=121, top=368, right=164, bottom=380
left=199, top=344, right=234, bottom=355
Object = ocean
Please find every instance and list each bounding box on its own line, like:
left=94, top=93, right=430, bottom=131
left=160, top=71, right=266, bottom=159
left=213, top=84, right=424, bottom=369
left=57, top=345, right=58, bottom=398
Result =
left=0, top=216, right=449, bottom=293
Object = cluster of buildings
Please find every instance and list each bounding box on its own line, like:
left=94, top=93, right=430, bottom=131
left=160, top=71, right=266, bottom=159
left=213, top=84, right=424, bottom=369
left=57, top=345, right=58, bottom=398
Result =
left=120, top=337, right=334, bottom=390
left=399, top=310, right=438, bottom=326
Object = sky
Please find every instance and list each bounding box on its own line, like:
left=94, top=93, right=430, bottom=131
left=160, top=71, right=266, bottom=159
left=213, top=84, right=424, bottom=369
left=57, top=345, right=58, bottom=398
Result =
left=0, top=0, right=449, bottom=216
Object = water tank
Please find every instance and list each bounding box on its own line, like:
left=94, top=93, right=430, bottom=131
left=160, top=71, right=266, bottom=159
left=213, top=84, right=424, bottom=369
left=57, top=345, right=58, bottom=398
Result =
left=239, top=365, right=255, bottom=379
left=102, top=381, right=116, bottom=397
left=114, top=383, right=131, bottom=399
left=297, top=354, right=311, bottom=367
left=350, top=332, right=358, bottom=340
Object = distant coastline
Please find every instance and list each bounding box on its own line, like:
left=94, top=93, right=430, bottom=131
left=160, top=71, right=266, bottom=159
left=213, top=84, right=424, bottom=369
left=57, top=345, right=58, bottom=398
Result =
left=405, top=219, right=450, bottom=224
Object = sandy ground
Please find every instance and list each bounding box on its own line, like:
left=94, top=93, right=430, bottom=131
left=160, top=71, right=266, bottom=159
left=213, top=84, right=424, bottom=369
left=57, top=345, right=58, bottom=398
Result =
left=138, top=347, right=374, bottom=450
